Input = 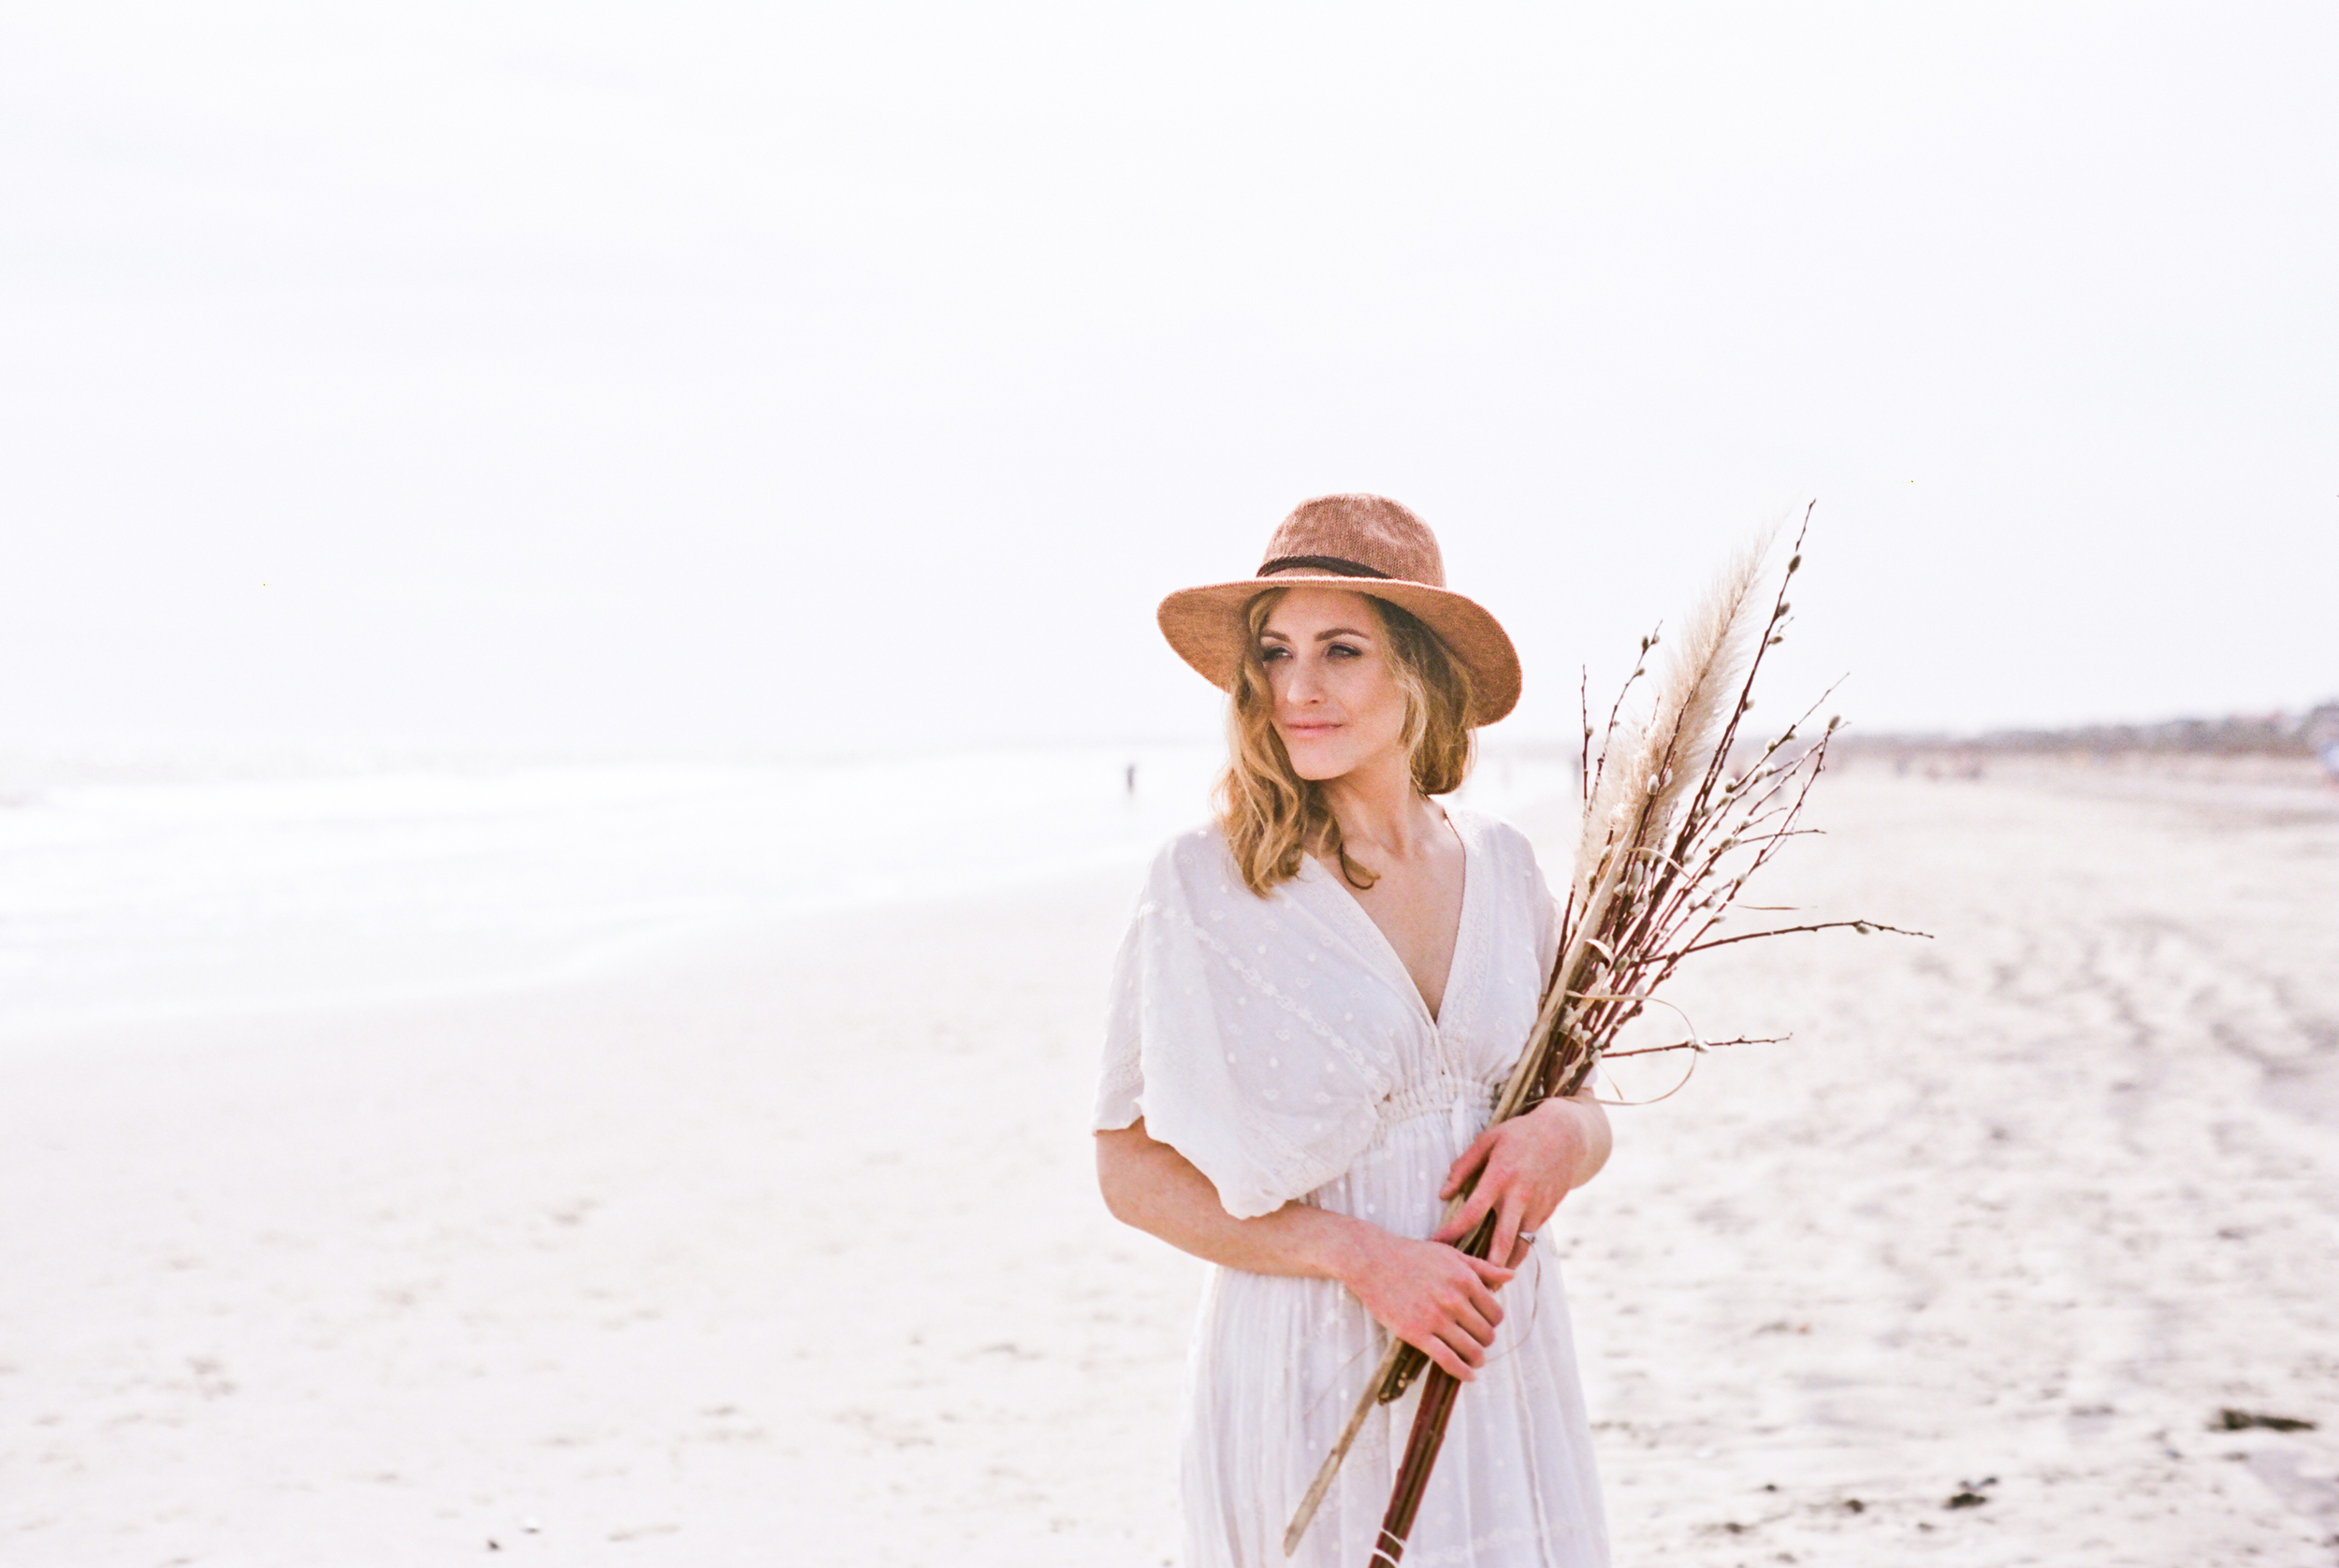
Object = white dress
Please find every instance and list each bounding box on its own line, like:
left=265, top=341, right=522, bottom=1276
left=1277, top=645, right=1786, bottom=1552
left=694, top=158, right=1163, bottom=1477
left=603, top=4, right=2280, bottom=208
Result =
left=1095, top=807, right=1609, bottom=1568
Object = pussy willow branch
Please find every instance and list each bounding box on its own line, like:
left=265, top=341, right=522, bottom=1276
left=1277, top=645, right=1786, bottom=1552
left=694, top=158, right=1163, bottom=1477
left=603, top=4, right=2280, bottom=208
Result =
left=1547, top=740, right=1811, bottom=1092
left=1602, top=1034, right=1786, bottom=1061
left=1678, top=920, right=1932, bottom=957
left=1578, top=668, right=1594, bottom=805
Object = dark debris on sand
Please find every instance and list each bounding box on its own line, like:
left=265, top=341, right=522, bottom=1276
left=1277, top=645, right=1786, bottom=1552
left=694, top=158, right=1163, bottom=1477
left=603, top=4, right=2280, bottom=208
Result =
left=2216, top=1408, right=2317, bottom=1432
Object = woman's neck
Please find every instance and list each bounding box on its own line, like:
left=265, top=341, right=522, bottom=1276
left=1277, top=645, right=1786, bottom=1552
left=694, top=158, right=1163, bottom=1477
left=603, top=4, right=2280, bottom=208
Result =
left=1317, top=750, right=1441, bottom=861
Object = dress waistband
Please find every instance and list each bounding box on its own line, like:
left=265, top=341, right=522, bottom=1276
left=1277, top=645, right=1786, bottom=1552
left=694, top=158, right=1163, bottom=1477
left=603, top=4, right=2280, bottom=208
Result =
left=1375, top=1072, right=1504, bottom=1130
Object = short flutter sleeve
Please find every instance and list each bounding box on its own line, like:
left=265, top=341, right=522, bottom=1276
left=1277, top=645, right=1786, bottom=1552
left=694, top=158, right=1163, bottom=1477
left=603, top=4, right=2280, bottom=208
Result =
left=1093, top=827, right=1414, bottom=1220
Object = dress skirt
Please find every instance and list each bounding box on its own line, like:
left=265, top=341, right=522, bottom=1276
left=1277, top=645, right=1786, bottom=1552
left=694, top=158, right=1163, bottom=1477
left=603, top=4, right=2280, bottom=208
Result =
left=1179, top=1074, right=1609, bottom=1568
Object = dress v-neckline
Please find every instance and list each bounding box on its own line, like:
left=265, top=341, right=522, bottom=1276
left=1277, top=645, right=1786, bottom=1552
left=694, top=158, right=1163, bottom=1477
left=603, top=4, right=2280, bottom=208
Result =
left=1299, top=807, right=1476, bottom=1028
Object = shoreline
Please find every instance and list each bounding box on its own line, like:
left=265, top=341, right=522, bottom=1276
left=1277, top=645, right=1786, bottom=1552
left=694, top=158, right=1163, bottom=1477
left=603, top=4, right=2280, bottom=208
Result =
left=0, top=747, right=1581, bottom=1051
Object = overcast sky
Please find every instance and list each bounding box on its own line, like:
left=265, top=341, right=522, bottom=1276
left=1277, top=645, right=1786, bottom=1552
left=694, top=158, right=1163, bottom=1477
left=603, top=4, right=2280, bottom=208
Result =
left=3, top=3, right=2333, bottom=757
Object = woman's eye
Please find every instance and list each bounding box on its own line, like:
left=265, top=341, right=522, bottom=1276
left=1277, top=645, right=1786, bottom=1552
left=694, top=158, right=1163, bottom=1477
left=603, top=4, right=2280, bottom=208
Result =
left=1327, top=643, right=1361, bottom=659
left=1258, top=645, right=1290, bottom=662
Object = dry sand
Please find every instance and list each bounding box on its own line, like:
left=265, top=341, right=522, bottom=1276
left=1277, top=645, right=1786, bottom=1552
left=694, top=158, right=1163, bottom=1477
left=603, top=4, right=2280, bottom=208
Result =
left=5, top=767, right=2335, bottom=1566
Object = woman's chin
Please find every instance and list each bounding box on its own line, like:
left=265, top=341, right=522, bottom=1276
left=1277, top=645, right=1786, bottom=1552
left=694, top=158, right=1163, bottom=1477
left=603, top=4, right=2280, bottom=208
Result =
left=1280, top=742, right=1357, bottom=782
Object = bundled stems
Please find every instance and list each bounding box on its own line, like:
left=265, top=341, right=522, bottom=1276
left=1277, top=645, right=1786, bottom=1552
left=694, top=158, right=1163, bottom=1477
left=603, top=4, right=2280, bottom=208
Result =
left=1367, top=1369, right=1463, bottom=1568
left=1284, top=504, right=1929, bottom=1560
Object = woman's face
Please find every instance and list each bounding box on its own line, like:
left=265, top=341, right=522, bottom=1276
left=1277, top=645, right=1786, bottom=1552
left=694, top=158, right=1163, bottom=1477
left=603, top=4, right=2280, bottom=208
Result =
left=1256, top=587, right=1410, bottom=783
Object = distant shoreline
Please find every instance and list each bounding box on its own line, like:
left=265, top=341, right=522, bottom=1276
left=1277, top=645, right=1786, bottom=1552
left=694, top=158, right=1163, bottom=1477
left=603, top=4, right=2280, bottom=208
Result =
left=1833, top=702, right=2339, bottom=762
left=1830, top=748, right=2335, bottom=797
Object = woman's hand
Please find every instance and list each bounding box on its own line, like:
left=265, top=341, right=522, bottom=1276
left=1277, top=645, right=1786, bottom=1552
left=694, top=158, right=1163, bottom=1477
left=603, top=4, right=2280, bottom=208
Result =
left=1433, top=1094, right=1612, bottom=1268
left=1097, top=1114, right=1594, bottom=1379
left=1097, top=1123, right=1508, bottom=1372
left=1331, top=1226, right=1515, bottom=1382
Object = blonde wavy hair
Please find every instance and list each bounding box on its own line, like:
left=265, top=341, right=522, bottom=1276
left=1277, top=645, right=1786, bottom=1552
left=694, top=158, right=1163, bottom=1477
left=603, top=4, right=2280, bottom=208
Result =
left=1215, top=588, right=1477, bottom=895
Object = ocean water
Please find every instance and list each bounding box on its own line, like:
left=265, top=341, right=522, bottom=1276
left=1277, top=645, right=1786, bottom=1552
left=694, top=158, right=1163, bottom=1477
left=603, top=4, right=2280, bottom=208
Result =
left=0, top=745, right=1575, bottom=1040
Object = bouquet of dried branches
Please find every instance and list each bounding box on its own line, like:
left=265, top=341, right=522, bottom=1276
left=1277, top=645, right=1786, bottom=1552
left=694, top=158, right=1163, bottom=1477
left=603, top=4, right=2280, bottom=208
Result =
left=1286, top=506, right=1925, bottom=1564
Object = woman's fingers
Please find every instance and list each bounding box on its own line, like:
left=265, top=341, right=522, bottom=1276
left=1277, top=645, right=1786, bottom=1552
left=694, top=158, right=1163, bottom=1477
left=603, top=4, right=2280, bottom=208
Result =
left=1452, top=1295, right=1499, bottom=1348
left=1432, top=1183, right=1498, bottom=1246
left=1487, top=1193, right=1525, bottom=1271
left=1353, top=1240, right=1533, bottom=1383
left=1517, top=1190, right=1563, bottom=1262
left=1418, top=1332, right=1475, bottom=1382
left=1466, top=1256, right=1517, bottom=1290
left=1459, top=1270, right=1504, bottom=1326
left=1439, top=1130, right=1498, bottom=1200
left=1436, top=1320, right=1488, bottom=1371
left=1438, top=1267, right=1500, bottom=1341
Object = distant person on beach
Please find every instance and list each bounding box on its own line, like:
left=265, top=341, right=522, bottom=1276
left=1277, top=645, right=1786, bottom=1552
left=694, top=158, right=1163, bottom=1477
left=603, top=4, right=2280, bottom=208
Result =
left=2320, top=738, right=2339, bottom=786
left=1095, top=495, right=1612, bottom=1567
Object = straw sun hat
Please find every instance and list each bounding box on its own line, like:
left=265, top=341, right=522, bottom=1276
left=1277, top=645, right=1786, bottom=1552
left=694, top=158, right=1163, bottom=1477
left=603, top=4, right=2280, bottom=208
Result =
left=1155, top=493, right=1522, bottom=727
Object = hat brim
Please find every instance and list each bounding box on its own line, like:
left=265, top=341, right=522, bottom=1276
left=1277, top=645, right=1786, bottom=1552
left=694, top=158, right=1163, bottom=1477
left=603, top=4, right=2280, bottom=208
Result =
left=1156, top=574, right=1521, bottom=727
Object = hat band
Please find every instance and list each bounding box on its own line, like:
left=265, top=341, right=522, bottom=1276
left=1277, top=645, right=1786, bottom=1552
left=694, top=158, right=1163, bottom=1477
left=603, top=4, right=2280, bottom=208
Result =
left=1255, top=555, right=1390, bottom=580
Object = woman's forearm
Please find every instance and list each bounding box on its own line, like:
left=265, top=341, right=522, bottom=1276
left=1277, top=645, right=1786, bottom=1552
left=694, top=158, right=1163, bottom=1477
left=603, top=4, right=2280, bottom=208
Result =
left=1095, top=1120, right=1373, bottom=1283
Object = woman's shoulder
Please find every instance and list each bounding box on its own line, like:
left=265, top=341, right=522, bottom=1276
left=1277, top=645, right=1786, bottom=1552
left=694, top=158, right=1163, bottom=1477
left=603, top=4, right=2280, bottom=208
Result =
left=1151, top=817, right=1230, bottom=865
left=1141, top=820, right=1243, bottom=899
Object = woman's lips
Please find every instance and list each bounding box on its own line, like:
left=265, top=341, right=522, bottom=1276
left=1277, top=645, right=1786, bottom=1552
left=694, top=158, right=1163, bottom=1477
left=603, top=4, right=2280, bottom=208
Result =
left=1281, top=721, right=1342, bottom=739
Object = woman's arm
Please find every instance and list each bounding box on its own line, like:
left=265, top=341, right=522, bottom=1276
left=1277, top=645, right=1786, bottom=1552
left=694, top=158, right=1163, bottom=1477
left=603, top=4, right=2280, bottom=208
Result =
left=1432, top=1089, right=1612, bottom=1266
left=1097, top=1119, right=1516, bottom=1380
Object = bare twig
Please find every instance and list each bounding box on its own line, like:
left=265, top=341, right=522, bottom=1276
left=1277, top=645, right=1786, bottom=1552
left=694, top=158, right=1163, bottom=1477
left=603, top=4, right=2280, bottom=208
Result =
left=1677, top=921, right=1933, bottom=957
left=1602, top=1033, right=1787, bottom=1060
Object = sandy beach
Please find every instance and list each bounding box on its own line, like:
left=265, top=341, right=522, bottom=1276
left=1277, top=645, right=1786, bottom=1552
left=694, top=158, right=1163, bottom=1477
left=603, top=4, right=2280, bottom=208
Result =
left=6, top=765, right=2337, bottom=1566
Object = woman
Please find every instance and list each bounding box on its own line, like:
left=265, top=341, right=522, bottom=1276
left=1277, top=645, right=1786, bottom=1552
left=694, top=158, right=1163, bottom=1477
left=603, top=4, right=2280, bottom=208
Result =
left=1095, top=494, right=1612, bottom=1568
